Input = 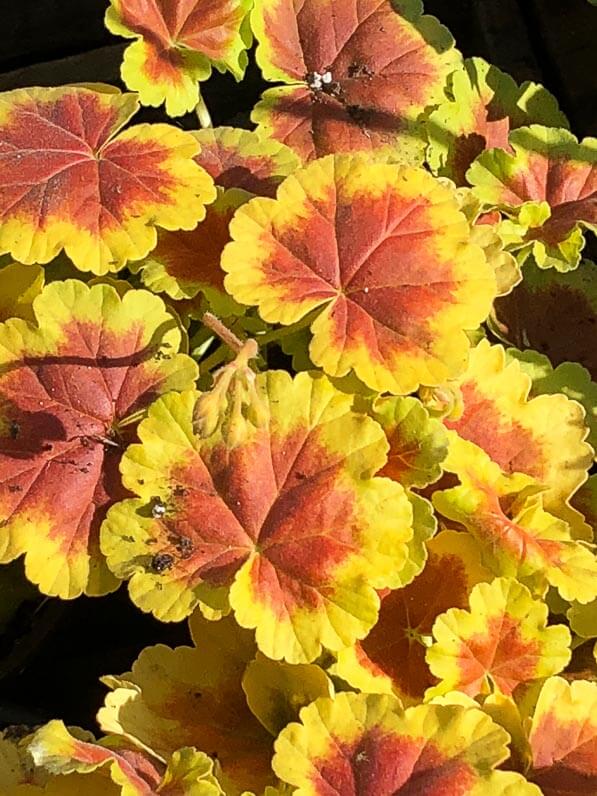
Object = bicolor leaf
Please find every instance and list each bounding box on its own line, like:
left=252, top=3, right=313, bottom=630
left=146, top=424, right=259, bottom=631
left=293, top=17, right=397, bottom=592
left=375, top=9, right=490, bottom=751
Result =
left=369, top=395, right=448, bottom=488
left=0, top=280, right=198, bottom=598
left=527, top=676, right=597, bottom=795
left=437, top=339, right=593, bottom=530
left=106, top=0, right=252, bottom=116
left=29, top=720, right=222, bottom=795
left=132, top=187, right=246, bottom=315
left=0, top=86, right=216, bottom=274
left=507, top=348, right=597, bottom=461
left=251, top=0, right=460, bottom=161
left=453, top=186, right=522, bottom=296
left=272, top=692, right=540, bottom=795
left=222, top=155, right=496, bottom=394
left=1, top=726, right=116, bottom=795
left=333, top=529, right=491, bottom=702
left=101, top=371, right=414, bottom=661
left=491, top=258, right=597, bottom=381
left=98, top=615, right=274, bottom=796
left=193, top=127, right=301, bottom=197
left=427, top=58, right=567, bottom=185
left=468, top=126, right=596, bottom=271
left=433, top=437, right=597, bottom=603
left=426, top=577, right=571, bottom=698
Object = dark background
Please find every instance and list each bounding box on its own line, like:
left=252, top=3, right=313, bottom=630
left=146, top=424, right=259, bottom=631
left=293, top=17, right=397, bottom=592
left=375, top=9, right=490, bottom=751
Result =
left=0, top=0, right=595, bottom=133
left=0, top=0, right=594, bottom=731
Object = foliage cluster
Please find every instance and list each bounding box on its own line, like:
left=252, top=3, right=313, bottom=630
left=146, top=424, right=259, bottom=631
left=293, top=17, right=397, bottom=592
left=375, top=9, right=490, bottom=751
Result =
left=0, top=1, right=596, bottom=794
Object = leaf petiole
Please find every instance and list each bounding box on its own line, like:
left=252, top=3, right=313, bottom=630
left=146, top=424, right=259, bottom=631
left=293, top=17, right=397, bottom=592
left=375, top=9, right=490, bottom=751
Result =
left=195, top=94, right=213, bottom=129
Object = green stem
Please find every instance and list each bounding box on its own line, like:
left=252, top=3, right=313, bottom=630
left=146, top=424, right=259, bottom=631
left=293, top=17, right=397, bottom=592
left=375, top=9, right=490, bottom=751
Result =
left=255, top=312, right=316, bottom=347
left=199, top=345, right=232, bottom=374
left=195, top=94, right=213, bottom=129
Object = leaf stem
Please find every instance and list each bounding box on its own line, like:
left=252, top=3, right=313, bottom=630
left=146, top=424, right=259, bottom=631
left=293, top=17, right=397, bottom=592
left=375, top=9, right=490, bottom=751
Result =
left=195, top=94, right=213, bottom=129
left=254, top=312, right=315, bottom=346
left=201, top=312, right=245, bottom=354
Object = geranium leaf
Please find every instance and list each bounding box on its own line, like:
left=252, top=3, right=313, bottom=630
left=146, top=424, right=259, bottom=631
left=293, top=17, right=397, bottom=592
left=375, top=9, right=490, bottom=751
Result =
left=333, top=529, right=491, bottom=703
left=222, top=155, right=496, bottom=394
left=0, top=280, right=198, bottom=598
left=395, top=490, right=437, bottom=587
left=453, top=186, right=522, bottom=296
left=101, top=371, right=414, bottom=661
left=433, top=437, right=597, bottom=603
left=568, top=599, right=597, bottom=639
left=272, top=692, right=540, bottom=795
left=28, top=720, right=222, bottom=795
left=192, top=127, right=301, bottom=197
left=427, top=58, right=567, bottom=185
left=132, top=187, right=246, bottom=315
left=0, top=262, right=44, bottom=323
left=1, top=726, right=96, bottom=793
left=370, top=395, right=448, bottom=488
left=98, top=615, right=274, bottom=796
left=251, top=0, right=460, bottom=161
left=426, top=577, right=571, bottom=698
left=491, top=258, right=597, bottom=381
left=0, top=85, right=216, bottom=274
left=242, top=652, right=334, bottom=736
left=434, top=339, right=593, bottom=533
left=570, top=474, right=597, bottom=536
left=105, top=0, right=252, bottom=117
left=527, top=676, right=597, bottom=795
left=506, top=348, right=597, bottom=462
left=468, top=126, right=596, bottom=271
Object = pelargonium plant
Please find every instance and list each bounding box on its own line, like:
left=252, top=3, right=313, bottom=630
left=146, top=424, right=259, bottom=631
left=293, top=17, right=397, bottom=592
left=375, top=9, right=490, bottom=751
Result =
left=0, top=1, right=596, bottom=794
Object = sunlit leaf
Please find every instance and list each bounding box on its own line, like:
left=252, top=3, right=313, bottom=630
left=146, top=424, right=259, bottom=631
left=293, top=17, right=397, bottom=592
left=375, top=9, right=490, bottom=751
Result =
left=1, top=726, right=116, bottom=795
left=0, top=263, right=44, bottom=323
left=426, top=577, right=571, bottom=698
left=490, top=258, right=597, bottom=381
left=333, top=529, right=491, bottom=703
left=433, top=339, right=593, bottom=533
left=273, top=692, right=540, bottom=795
left=0, top=86, right=216, bottom=274
left=481, top=692, right=532, bottom=775
left=468, top=126, right=596, bottom=271
left=452, top=186, right=522, bottom=296
left=433, top=437, right=597, bottom=603
left=132, top=187, right=246, bottom=315
left=29, top=720, right=222, bottom=795
left=251, top=0, right=460, bottom=161
left=99, top=615, right=273, bottom=796
left=242, top=652, right=334, bottom=737
left=527, top=676, right=597, bottom=795
left=427, top=58, right=567, bottom=185
left=101, top=371, right=414, bottom=661
left=396, top=490, right=437, bottom=587
left=369, top=395, right=448, bottom=488
left=506, top=347, right=597, bottom=461
left=192, top=127, right=301, bottom=197
left=0, top=280, right=198, bottom=598
left=106, top=0, right=252, bottom=116
left=222, top=155, right=496, bottom=394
